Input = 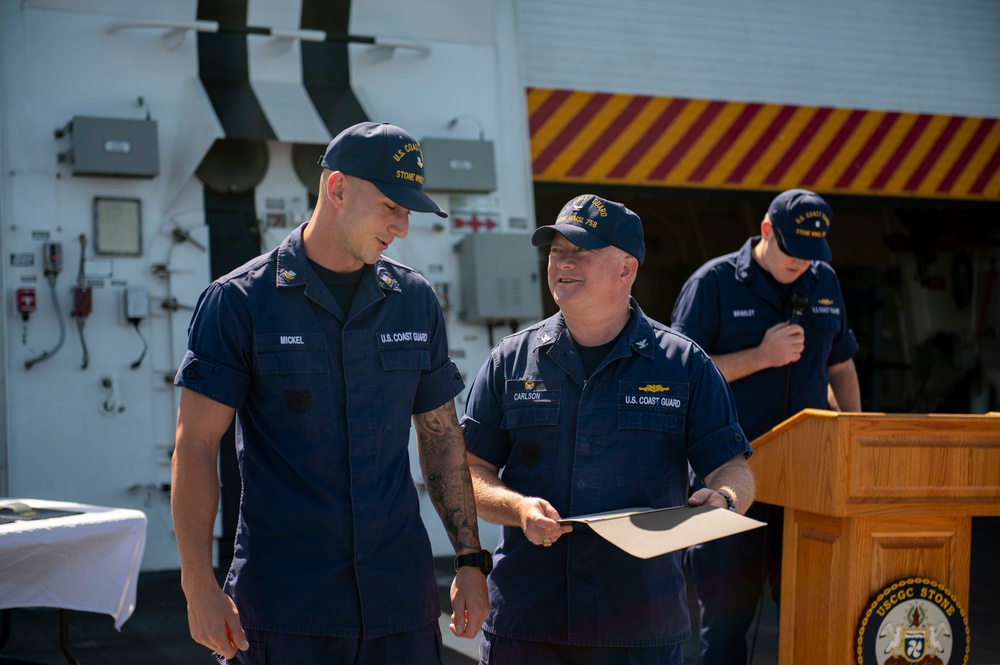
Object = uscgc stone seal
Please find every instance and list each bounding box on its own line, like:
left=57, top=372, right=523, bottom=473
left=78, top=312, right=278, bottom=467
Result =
left=857, top=577, right=970, bottom=664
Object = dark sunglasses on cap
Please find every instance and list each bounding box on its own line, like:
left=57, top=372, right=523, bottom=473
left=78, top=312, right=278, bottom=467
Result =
left=770, top=223, right=792, bottom=257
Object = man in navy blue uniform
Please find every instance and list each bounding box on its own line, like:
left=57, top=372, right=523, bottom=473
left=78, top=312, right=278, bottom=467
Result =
left=461, top=194, right=756, bottom=665
left=671, top=188, right=861, bottom=665
left=171, top=122, right=489, bottom=664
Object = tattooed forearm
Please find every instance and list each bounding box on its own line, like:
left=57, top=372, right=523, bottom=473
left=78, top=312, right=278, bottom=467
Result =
left=428, top=467, right=479, bottom=550
left=416, top=403, right=451, bottom=436
left=426, top=472, right=448, bottom=503
left=414, top=401, right=482, bottom=552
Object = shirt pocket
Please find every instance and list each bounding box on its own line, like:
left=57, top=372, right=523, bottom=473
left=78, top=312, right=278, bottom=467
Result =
left=377, top=343, right=431, bottom=432
left=718, top=316, right=770, bottom=352
left=806, top=310, right=840, bottom=363
left=810, top=311, right=841, bottom=332
left=378, top=346, right=431, bottom=371
left=253, top=333, right=331, bottom=432
left=616, top=381, right=689, bottom=490
left=499, top=379, right=561, bottom=486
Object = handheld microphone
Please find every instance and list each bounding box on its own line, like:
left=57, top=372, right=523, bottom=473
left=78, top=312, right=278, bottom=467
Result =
left=785, top=292, right=809, bottom=418
left=789, top=292, right=808, bottom=325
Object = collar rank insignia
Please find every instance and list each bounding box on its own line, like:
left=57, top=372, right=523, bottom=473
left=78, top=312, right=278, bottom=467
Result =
left=635, top=338, right=649, bottom=349
left=538, top=332, right=553, bottom=344
left=377, top=269, right=398, bottom=290
left=282, top=270, right=297, bottom=281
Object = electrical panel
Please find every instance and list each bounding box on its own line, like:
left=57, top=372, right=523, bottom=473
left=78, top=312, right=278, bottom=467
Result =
left=455, top=233, right=543, bottom=324
left=58, top=116, right=160, bottom=178
left=421, top=138, right=496, bottom=193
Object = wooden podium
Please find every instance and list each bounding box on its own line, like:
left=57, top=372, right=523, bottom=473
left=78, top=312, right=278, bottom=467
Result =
left=747, top=409, right=1000, bottom=664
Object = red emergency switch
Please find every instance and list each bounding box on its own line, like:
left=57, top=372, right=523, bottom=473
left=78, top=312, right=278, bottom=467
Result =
left=16, top=287, right=36, bottom=320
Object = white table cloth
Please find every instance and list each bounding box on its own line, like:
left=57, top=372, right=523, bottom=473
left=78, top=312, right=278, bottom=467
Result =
left=0, top=498, right=147, bottom=630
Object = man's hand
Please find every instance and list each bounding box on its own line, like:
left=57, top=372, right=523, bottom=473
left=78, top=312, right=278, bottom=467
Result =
left=184, top=584, right=248, bottom=658
left=449, top=566, right=489, bottom=638
left=519, top=497, right=573, bottom=547
left=694, top=456, right=755, bottom=514
left=708, top=321, right=805, bottom=382
left=759, top=321, right=804, bottom=368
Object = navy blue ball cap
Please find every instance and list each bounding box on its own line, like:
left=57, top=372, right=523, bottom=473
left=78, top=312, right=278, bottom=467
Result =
left=531, top=194, right=645, bottom=265
left=767, top=189, right=832, bottom=262
left=320, top=122, right=447, bottom=218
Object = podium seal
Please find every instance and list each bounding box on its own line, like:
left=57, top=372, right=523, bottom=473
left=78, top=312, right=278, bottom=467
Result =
left=857, top=577, right=969, bottom=664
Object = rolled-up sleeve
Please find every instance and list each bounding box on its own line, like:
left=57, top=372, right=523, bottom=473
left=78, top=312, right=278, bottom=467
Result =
left=685, top=353, right=752, bottom=480
left=411, top=295, right=464, bottom=414
left=461, top=350, right=511, bottom=469
left=174, top=282, right=252, bottom=408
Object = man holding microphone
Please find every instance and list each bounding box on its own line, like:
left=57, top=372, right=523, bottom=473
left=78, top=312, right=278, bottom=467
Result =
left=671, top=188, right=861, bottom=665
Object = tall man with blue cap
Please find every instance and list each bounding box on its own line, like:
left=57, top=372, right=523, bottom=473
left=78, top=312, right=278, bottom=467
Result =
left=461, top=194, right=756, bottom=664
left=172, top=122, right=489, bottom=664
left=671, top=188, right=861, bottom=665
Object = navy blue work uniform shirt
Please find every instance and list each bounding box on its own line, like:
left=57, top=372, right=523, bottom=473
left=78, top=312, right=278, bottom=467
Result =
left=175, top=224, right=464, bottom=638
left=670, top=237, right=858, bottom=441
left=461, top=300, right=751, bottom=647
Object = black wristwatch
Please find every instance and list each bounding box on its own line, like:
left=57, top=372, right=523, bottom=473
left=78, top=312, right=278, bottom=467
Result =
left=455, top=549, right=493, bottom=574
left=719, top=490, right=737, bottom=512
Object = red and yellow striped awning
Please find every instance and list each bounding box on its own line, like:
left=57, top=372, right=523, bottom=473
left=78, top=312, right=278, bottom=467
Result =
left=527, top=88, right=1000, bottom=202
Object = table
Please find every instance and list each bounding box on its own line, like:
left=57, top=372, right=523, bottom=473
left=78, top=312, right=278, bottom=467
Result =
left=0, top=499, right=147, bottom=663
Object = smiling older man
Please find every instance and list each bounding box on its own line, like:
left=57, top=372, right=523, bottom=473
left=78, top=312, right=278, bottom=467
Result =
left=460, top=194, right=754, bottom=665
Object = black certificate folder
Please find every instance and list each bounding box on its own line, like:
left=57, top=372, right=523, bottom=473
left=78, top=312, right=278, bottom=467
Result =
left=560, top=504, right=765, bottom=559
left=0, top=501, right=83, bottom=524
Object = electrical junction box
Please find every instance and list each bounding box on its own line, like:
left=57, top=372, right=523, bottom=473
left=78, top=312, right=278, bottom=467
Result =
left=455, top=233, right=543, bottom=324
left=122, top=286, right=150, bottom=323
left=61, top=116, right=160, bottom=178
left=421, top=138, right=496, bottom=193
